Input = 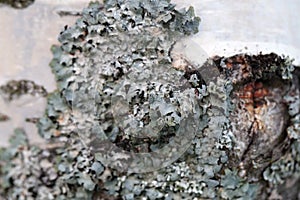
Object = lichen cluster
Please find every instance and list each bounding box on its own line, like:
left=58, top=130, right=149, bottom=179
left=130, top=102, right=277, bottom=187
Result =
left=0, top=0, right=34, bottom=9
left=0, top=80, right=47, bottom=101
left=0, top=0, right=299, bottom=199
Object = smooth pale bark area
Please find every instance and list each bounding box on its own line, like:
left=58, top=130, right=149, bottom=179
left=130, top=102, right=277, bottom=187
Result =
left=172, top=0, right=300, bottom=65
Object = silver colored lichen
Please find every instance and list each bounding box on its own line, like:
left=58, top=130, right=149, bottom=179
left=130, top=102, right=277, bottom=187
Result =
left=0, top=0, right=300, bottom=199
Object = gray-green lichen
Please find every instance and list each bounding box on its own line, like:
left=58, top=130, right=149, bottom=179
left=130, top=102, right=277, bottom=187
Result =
left=0, top=0, right=300, bottom=199
left=47, top=0, right=202, bottom=174
left=0, top=128, right=103, bottom=199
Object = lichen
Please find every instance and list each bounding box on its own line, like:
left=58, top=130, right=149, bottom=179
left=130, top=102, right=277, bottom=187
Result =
left=0, top=0, right=299, bottom=199
left=0, top=0, right=34, bottom=9
left=0, top=128, right=100, bottom=199
left=0, top=80, right=47, bottom=101
left=219, top=169, right=259, bottom=200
